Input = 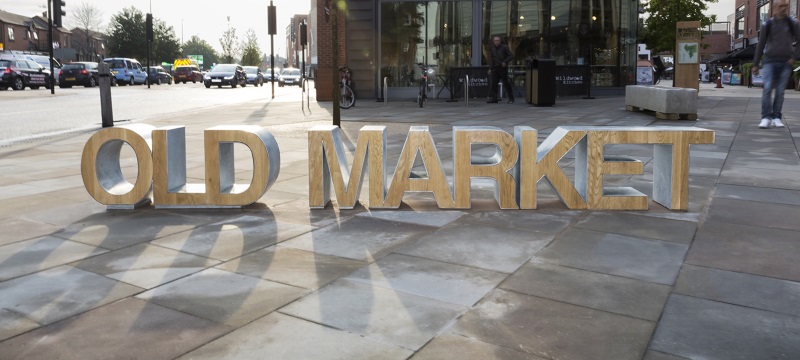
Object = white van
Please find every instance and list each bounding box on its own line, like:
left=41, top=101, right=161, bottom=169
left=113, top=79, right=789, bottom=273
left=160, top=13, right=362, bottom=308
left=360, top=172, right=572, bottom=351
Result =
left=103, top=57, right=148, bottom=86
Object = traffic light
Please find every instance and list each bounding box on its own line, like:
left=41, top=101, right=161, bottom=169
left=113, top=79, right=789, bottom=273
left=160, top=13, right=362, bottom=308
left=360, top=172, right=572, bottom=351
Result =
left=300, top=22, right=307, bottom=46
left=268, top=5, right=277, bottom=35
left=54, top=0, right=66, bottom=28
left=146, top=13, right=154, bottom=41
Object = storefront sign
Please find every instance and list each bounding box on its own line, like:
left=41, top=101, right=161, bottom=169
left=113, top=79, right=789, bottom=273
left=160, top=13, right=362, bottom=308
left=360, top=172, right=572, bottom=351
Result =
left=83, top=124, right=714, bottom=211
left=449, top=67, right=490, bottom=98
left=555, top=66, right=588, bottom=96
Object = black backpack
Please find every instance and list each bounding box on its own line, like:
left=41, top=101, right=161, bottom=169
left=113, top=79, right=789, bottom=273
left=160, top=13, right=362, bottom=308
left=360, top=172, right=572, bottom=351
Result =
left=765, top=16, right=799, bottom=45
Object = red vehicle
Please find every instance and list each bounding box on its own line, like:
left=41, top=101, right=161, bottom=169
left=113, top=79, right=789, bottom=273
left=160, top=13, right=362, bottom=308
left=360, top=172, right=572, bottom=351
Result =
left=173, top=65, right=202, bottom=84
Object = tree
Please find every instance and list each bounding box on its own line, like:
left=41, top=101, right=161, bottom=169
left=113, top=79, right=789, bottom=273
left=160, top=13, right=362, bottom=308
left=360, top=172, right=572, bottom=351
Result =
left=240, top=28, right=261, bottom=66
left=107, top=7, right=181, bottom=63
left=69, top=1, right=104, bottom=61
left=219, top=18, right=240, bottom=63
left=107, top=7, right=147, bottom=60
left=183, top=35, right=219, bottom=68
left=152, top=19, right=181, bottom=64
left=642, top=0, right=718, bottom=54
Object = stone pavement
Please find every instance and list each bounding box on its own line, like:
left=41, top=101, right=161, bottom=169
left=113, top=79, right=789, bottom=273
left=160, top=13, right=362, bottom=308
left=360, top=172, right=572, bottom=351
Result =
left=1, top=83, right=799, bottom=359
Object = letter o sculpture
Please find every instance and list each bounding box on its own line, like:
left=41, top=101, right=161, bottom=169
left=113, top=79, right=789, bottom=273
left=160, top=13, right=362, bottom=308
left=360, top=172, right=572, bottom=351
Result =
left=81, top=124, right=156, bottom=209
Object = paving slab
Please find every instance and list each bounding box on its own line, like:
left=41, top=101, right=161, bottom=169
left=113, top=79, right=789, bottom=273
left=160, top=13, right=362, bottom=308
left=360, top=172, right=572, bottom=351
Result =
left=724, top=150, right=800, bottom=171
left=71, top=243, right=219, bottom=289
left=151, top=215, right=313, bottom=261
left=280, top=216, right=433, bottom=262
left=411, top=332, right=546, bottom=360
left=501, top=262, right=670, bottom=321
left=355, top=210, right=467, bottom=227
left=281, top=279, right=466, bottom=350
left=573, top=212, right=697, bottom=244
left=0, top=217, right=62, bottom=247
left=396, top=223, right=553, bottom=273
left=217, top=245, right=365, bottom=289
left=52, top=210, right=211, bottom=250
left=675, top=264, right=800, bottom=317
left=136, top=268, right=307, bottom=327
left=644, top=350, right=691, bottom=360
left=457, top=211, right=577, bottom=234
left=708, top=197, right=800, bottom=232
left=19, top=201, right=107, bottom=227
left=0, top=309, right=40, bottom=342
left=687, top=221, right=800, bottom=283
left=534, top=228, right=689, bottom=285
left=650, top=294, right=800, bottom=360
left=177, top=312, right=411, bottom=359
left=0, top=298, right=231, bottom=360
left=452, top=289, right=655, bottom=360
left=0, top=236, right=107, bottom=281
left=718, top=166, right=800, bottom=190
left=0, top=266, right=141, bottom=327
left=345, top=253, right=507, bottom=306
left=714, top=183, right=800, bottom=206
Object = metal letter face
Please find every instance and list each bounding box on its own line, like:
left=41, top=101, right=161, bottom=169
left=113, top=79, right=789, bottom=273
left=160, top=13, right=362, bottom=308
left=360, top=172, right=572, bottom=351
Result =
left=308, top=125, right=387, bottom=209
left=81, top=124, right=156, bottom=209
left=381, top=126, right=454, bottom=209
left=453, top=126, right=519, bottom=209
left=84, top=124, right=280, bottom=209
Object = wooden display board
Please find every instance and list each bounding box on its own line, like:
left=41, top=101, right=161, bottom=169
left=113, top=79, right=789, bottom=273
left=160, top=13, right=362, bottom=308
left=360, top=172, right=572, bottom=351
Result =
left=675, top=21, right=701, bottom=90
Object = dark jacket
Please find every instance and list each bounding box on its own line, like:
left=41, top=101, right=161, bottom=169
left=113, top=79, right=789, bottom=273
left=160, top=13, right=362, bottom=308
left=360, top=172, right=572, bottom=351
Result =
left=490, top=44, right=513, bottom=69
left=754, top=16, right=800, bottom=66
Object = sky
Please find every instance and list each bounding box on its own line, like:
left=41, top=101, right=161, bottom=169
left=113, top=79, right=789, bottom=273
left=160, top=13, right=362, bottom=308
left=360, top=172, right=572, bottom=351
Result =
left=1, top=0, right=311, bottom=60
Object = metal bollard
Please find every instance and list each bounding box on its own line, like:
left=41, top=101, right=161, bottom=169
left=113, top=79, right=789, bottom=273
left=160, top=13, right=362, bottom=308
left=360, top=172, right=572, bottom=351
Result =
left=98, top=62, right=114, bottom=128
left=465, top=75, right=469, bottom=107
left=384, top=77, right=388, bottom=108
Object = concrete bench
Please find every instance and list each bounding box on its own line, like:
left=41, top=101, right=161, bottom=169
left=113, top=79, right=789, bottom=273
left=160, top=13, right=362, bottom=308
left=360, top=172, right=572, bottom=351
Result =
left=625, top=85, right=698, bottom=120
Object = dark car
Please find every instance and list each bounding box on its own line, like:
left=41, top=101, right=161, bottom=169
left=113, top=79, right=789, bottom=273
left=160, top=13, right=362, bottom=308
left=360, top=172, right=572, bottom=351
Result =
left=0, top=59, right=51, bottom=90
left=203, top=64, right=247, bottom=88
left=147, top=66, right=173, bottom=85
left=174, top=64, right=202, bottom=84
left=243, top=66, right=264, bottom=86
left=59, top=62, right=99, bottom=88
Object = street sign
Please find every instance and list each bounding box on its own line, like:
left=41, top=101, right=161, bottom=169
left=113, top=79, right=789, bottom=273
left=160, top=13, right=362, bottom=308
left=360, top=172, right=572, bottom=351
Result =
left=187, top=54, right=204, bottom=65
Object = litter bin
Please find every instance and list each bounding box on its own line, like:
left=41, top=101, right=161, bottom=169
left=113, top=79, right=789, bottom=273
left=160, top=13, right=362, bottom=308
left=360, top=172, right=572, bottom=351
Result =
left=526, top=59, right=556, bottom=106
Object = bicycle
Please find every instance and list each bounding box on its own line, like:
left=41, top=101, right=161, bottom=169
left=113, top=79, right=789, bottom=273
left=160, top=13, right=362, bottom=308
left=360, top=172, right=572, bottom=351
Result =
left=339, top=65, right=355, bottom=109
left=416, top=63, right=435, bottom=108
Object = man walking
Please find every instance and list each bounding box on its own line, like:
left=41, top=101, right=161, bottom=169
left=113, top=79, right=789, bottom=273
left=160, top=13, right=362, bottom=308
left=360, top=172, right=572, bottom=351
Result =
left=752, top=0, right=800, bottom=129
left=487, top=36, right=514, bottom=104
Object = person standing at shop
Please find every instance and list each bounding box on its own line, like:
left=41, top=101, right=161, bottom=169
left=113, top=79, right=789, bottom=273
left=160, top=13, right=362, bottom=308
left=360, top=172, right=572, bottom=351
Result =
left=752, top=0, right=800, bottom=129
left=487, top=36, right=515, bottom=104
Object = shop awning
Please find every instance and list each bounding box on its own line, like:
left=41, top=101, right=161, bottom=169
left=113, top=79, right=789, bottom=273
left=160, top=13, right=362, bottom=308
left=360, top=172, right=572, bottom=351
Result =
left=712, top=45, right=756, bottom=63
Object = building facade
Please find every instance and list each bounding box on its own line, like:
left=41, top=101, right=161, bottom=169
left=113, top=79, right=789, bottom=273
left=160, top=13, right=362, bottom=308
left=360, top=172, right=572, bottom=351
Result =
left=286, top=14, right=310, bottom=69
left=0, top=9, right=107, bottom=62
left=314, top=0, right=640, bottom=99
left=734, top=0, right=799, bottom=50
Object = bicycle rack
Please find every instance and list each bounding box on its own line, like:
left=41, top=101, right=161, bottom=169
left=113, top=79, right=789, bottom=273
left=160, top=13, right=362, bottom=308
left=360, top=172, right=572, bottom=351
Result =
left=384, top=77, right=388, bottom=108
left=464, top=75, right=469, bottom=107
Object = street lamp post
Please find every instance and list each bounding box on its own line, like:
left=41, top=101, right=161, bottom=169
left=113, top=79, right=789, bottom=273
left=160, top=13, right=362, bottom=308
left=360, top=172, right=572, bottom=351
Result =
left=268, top=2, right=277, bottom=99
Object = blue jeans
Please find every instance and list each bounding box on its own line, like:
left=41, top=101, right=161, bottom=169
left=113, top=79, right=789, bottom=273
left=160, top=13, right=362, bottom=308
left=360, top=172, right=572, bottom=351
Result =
left=761, top=61, right=792, bottom=119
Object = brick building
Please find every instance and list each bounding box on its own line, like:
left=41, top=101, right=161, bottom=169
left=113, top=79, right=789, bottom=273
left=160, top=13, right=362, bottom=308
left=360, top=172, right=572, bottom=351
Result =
left=733, top=0, right=799, bottom=51
left=0, top=9, right=106, bottom=62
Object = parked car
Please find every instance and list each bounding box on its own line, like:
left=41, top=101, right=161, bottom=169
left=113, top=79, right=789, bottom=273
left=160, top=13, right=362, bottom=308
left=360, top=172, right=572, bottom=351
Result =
left=58, top=62, right=99, bottom=88
left=263, top=68, right=279, bottom=82
left=278, top=68, right=301, bottom=87
left=243, top=66, right=264, bottom=86
left=103, top=57, right=148, bottom=86
left=147, top=66, right=173, bottom=85
left=174, top=64, right=202, bottom=83
left=0, top=58, right=51, bottom=90
left=23, top=54, right=62, bottom=84
left=203, top=64, right=247, bottom=88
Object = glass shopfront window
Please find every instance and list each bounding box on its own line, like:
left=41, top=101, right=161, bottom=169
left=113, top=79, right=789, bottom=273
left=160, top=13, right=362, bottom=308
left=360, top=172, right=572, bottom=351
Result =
left=381, top=0, right=473, bottom=87
left=379, top=0, right=637, bottom=90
